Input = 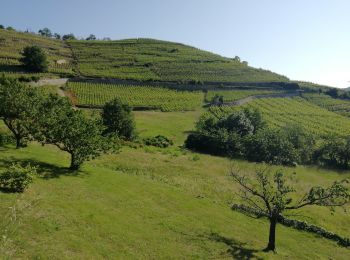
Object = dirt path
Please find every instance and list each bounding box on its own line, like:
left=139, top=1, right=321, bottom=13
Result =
left=30, top=78, right=69, bottom=87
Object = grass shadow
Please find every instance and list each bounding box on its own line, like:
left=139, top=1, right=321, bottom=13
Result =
left=0, top=157, right=86, bottom=179
left=208, top=232, right=263, bottom=260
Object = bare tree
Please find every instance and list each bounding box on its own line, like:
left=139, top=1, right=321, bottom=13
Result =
left=231, top=167, right=349, bottom=252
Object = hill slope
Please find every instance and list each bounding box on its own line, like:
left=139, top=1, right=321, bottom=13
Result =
left=69, top=38, right=289, bottom=83
left=0, top=29, right=74, bottom=77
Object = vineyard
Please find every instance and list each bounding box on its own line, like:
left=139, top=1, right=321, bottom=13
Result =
left=209, top=97, right=350, bottom=137
left=205, top=89, right=284, bottom=102
left=68, top=38, right=289, bottom=83
left=67, top=82, right=204, bottom=111
left=303, top=93, right=350, bottom=117
left=0, top=28, right=75, bottom=77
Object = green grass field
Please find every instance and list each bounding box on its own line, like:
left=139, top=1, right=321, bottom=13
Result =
left=1, top=112, right=350, bottom=259
left=67, top=82, right=204, bottom=111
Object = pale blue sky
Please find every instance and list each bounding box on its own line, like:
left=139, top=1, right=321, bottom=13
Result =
left=1, top=0, right=349, bottom=88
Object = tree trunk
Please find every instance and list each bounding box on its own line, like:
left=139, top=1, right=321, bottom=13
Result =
left=69, top=153, right=80, bottom=170
left=16, top=136, right=21, bottom=149
left=264, top=216, right=277, bottom=252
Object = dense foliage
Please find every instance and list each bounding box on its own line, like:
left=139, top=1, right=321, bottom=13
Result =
left=68, top=82, right=204, bottom=111
left=20, top=46, right=48, bottom=72
left=143, top=135, right=173, bottom=148
left=102, top=98, right=136, bottom=140
left=186, top=107, right=350, bottom=168
left=0, top=76, right=42, bottom=148
left=0, top=163, right=36, bottom=192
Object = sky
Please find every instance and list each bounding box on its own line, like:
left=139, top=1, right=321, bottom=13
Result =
left=1, top=0, right=349, bottom=88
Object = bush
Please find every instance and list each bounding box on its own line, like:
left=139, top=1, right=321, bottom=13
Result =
left=0, top=163, right=36, bottom=192
left=0, top=133, right=15, bottom=146
left=143, top=135, right=173, bottom=148
left=20, top=46, right=48, bottom=72
left=244, top=128, right=299, bottom=166
left=101, top=98, right=136, bottom=140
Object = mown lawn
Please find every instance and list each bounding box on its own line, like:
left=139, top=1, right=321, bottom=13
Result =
left=1, top=112, right=349, bottom=259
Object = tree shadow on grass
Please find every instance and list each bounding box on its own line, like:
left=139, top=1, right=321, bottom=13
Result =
left=208, top=232, right=263, bottom=260
left=0, top=157, right=87, bottom=179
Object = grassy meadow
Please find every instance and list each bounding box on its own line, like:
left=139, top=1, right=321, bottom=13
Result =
left=1, top=110, right=350, bottom=259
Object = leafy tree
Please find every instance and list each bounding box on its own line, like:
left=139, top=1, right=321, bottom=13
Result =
left=315, top=136, right=350, bottom=169
left=20, top=46, right=48, bottom=72
left=6, top=26, right=15, bottom=31
left=62, top=33, right=76, bottom=40
left=244, top=128, right=299, bottom=166
left=101, top=98, right=136, bottom=140
left=231, top=167, right=349, bottom=252
left=54, top=33, right=61, bottom=40
left=35, top=95, right=116, bottom=170
left=0, top=25, right=4, bottom=29
left=0, top=76, right=42, bottom=148
left=38, top=27, right=52, bottom=37
left=210, top=94, right=224, bottom=105
left=86, top=34, right=96, bottom=40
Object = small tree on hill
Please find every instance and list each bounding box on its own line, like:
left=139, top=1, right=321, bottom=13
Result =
left=231, top=167, right=349, bottom=252
left=86, top=34, right=96, bottom=40
left=62, top=33, right=76, bottom=41
left=38, top=27, right=52, bottom=37
left=20, top=46, right=48, bottom=72
left=0, top=76, right=42, bottom=148
left=54, top=33, right=61, bottom=40
left=0, top=25, right=4, bottom=29
left=101, top=98, right=136, bottom=140
left=35, top=95, right=117, bottom=170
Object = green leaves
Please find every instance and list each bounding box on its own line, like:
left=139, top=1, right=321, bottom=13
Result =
left=20, top=45, right=48, bottom=72
left=0, top=163, right=36, bottom=193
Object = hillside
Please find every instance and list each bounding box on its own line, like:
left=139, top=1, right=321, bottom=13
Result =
left=0, top=29, right=75, bottom=77
left=0, top=28, right=289, bottom=84
left=69, top=38, right=289, bottom=83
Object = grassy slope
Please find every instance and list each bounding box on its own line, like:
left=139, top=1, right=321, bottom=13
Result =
left=69, top=38, right=289, bottom=83
left=1, top=113, right=350, bottom=259
left=0, top=29, right=74, bottom=77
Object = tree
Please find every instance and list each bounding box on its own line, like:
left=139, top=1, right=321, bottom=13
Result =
left=54, top=33, right=61, bottom=40
left=6, top=26, right=15, bottom=31
left=86, top=34, right=96, bottom=40
left=20, top=46, right=48, bottom=72
left=101, top=98, right=136, bottom=140
left=0, top=25, right=4, bottom=29
left=0, top=76, right=42, bottom=148
left=35, top=95, right=116, bottom=170
left=62, top=33, right=76, bottom=41
left=231, top=167, right=349, bottom=252
left=38, top=27, right=52, bottom=37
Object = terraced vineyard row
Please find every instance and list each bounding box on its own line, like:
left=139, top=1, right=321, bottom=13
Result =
left=67, top=82, right=204, bottom=111
left=205, top=89, right=284, bottom=102
left=303, top=93, right=350, bottom=117
left=209, top=97, right=350, bottom=137
left=69, top=38, right=289, bottom=83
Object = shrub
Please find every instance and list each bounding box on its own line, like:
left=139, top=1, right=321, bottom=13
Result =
left=0, top=133, right=15, bottom=146
left=143, top=135, right=173, bottom=148
left=0, top=163, right=36, bottom=192
left=20, top=46, right=48, bottom=72
left=101, top=98, right=136, bottom=140
left=243, top=128, right=299, bottom=166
